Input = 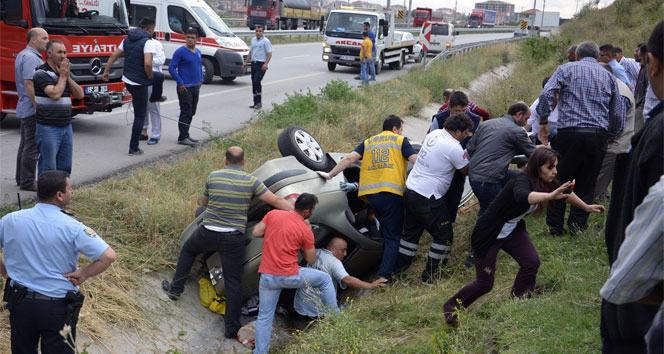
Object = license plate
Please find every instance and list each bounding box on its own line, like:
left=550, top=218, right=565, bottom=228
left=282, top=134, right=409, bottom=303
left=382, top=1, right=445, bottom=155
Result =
left=340, top=55, right=355, bottom=61
left=85, top=85, right=108, bottom=94
left=252, top=10, right=266, bottom=17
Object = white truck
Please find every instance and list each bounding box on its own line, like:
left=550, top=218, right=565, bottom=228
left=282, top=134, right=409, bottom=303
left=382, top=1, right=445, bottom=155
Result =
left=321, top=8, right=414, bottom=74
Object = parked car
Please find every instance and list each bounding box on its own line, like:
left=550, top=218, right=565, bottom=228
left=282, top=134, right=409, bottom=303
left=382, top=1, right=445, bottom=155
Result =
left=180, top=127, right=474, bottom=299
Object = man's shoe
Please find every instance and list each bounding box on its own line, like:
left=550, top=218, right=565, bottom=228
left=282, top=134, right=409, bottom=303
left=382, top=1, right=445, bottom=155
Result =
left=548, top=227, right=564, bottom=237
left=463, top=252, right=475, bottom=269
left=354, top=76, right=361, bottom=80
left=147, top=138, right=159, bottom=145
left=187, top=137, right=199, bottom=143
left=177, top=138, right=197, bottom=147
left=139, top=134, right=149, bottom=141
left=19, top=183, right=37, bottom=192
left=150, top=95, right=167, bottom=103
left=250, top=103, right=262, bottom=109
left=128, top=148, right=144, bottom=156
left=161, top=280, right=181, bottom=301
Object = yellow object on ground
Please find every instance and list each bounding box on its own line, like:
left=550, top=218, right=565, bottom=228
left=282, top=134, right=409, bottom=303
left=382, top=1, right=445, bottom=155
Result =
left=198, top=277, right=227, bottom=315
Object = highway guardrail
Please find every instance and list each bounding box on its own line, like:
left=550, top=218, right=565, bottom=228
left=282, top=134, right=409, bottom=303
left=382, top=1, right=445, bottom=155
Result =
left=424, top=36, right=526, bottom=70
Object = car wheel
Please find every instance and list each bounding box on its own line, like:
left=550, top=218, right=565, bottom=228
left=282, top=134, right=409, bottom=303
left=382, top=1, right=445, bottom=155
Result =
left=327, top=62, right=336, bottom=71
left=278, top=126, right=329, bottom=171
left=221, top=76, right=236, bottom=83
left=0, top=113, right=6, bottom=122
left=202, top=58, right=214, bottom=84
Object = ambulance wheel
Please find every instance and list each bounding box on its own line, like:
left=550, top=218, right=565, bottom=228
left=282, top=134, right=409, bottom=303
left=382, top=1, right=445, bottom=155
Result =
left=202, top=58, right=215, bottom=84
left=221, top=76, right=236, bottom=83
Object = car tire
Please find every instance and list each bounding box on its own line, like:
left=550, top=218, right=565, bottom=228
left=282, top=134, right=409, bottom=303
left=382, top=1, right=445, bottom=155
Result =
left=278, top=126, right=329, bottom=171
left=202, top=58, right=214, bottom=84
left=327, top=62, right=336, bottom=71
left=0, top=113, right=6, bottom=122
left=221, top=76, right=236, bottom=83
left=375, top=54, right=382, bottom=75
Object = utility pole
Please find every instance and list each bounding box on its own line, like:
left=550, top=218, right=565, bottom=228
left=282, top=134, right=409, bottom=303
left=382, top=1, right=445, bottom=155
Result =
left=406, top=0, right=413, bottom=26
left=453, top=0, right=458, bottom=22
left=386, top=0, right=391, bottom=10
left=540, top=0, right=546, bottom=27
left=532, top=0, right=537, bottom=24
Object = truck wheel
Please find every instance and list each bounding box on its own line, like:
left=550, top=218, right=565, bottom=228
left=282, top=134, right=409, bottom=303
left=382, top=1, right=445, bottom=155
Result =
left=221, top=76, right=236, bottom=83
left=0, top=113, right=6, bottom=122
left=375, top=55, right=382, bottom=75
left=278, top=126, right=329, bottom=171
left=327, top=62, right=336, bottom=71
left=397, top=52, right=405, bottom=70
left=249, top=25, right=255, bottom=30
left=202, top=58, right=214, bottom=84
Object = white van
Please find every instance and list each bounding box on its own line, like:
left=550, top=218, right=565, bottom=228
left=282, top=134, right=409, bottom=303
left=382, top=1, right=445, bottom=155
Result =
left=420, top=22, right=457, bottom=55
left=129, top=0, right=250, bottom=83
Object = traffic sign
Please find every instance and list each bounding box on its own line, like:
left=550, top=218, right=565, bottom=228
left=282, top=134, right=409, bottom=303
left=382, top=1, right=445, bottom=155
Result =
left=520, top=19, right=528, bottom=30
left=397, top=9, right=405, bottom=19
left=419, top=21, right=432, bottom=52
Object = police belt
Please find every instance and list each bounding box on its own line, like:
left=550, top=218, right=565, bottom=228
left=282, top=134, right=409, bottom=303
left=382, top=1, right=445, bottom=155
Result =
left=11, top=283, right=66, bottom=301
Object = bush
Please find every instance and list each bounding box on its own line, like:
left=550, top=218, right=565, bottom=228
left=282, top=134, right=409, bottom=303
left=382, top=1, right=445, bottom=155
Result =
left=520, top=37, right=570, bottom=64
left=321, top=80, right=358, bottom=102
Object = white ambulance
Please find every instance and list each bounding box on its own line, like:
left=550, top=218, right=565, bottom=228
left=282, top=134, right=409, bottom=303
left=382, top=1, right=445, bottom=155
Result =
left=129, top=0, right=249, bottom=83
left=419, top=21, right=457, bottom=55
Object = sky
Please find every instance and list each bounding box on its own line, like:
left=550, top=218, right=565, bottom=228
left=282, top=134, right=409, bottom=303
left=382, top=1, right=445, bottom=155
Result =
left=376, top=0, right=615, bottom=19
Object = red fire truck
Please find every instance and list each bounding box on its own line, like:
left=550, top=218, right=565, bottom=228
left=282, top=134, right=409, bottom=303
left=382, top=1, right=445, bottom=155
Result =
left=0, top=0, right=131, bottom=120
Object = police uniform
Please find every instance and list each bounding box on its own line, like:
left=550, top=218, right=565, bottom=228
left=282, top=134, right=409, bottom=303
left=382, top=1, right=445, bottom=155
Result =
left=0, top=203, right=110, bottom=354
left=354, top=130, right=416, bottom=278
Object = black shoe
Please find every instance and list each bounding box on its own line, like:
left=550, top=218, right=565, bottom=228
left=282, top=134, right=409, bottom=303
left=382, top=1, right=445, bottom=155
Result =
left=161, top=280, right=181, bottom=301
left=463, top=252, right=475, bottom=269
left=139, top=134, right=149, bottom=141
left=548, top=227, right=564, bottom=237
left=128, top=148, right=144, bottom=156
left=19, top=183, right=37, bottom=192
left=250, top=103, right=262, bottom=109
left=187, top=137, right=199, bottom=143
left=354, top=76, right=361, bottom=80
left=177, top=138, right=197, bottom=147
left=150, top=95, right=167, bottom=103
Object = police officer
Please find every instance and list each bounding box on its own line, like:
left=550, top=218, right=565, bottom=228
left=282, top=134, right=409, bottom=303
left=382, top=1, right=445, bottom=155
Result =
left=0, top=170, right=117, bottom=353
left=327, top=115, right=417, bottom=282
left=244, top=25, right=273, bottom=110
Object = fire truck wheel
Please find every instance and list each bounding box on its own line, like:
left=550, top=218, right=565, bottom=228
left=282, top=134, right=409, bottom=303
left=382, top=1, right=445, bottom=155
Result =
left=202, top=58, right=215, bottom=84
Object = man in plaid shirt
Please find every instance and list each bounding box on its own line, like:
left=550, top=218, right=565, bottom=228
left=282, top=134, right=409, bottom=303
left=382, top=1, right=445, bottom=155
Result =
left=536, top=41, right=625, bottom=236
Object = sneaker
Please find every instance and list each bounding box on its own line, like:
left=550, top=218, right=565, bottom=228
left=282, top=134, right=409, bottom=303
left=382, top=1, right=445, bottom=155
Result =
left=128, top=148, right=144, bottom=156
left=177, top=138, right=197, bottom=147
left=147, top=138, right=159, bottom=145
left=161, top=280, right=181, bottom=301
left=139, top=134, right=149, bottom=141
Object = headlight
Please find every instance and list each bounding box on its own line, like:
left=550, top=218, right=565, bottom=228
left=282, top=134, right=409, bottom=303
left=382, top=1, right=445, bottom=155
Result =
left=446, top=42, right=453, bottom=48
left=323, top=42, right=331, bottom=53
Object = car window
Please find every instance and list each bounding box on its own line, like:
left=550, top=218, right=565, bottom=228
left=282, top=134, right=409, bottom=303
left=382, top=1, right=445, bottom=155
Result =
left=129, top=4, right=156, bottom=27
left=167, top=5, right=200, bottom=34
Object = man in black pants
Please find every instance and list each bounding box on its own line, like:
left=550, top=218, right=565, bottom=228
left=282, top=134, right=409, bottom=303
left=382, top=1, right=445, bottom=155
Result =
left=162, top=147, right=292, bottom=340
left=536, top=41, right=625, bottom=235
left=245, top=25, right=273, bottom=110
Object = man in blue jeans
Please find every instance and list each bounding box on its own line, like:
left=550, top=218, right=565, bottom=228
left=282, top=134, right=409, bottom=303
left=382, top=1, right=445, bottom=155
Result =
left=364, top=21, right=377, bottom=81
left=33, top=40, right=83, bottom=175
left=169, top=28, right=203, bottom=146
left=326, top=116, right=418, bottom=282
left=252, top=193, right=338, bottom=354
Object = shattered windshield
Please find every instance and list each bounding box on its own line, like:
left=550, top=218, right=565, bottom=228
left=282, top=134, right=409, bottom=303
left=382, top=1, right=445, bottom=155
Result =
left=31, top=0, right=128, bottom=34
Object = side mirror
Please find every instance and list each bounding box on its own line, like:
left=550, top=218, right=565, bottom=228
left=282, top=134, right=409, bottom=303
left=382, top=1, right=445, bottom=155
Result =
left=383, top=23, right=389, bottom=37
left=319, top=15, right=324, bottom=32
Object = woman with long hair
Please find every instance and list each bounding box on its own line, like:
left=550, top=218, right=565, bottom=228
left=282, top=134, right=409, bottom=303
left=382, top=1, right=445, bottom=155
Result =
left=443, top=147, right=605, bottom=325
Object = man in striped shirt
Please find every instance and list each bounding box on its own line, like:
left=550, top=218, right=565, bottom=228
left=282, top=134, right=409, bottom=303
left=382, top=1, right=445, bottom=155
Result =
left=536, top=41, right=625, bottom=236
left=163, top=146, right=293, bottom=340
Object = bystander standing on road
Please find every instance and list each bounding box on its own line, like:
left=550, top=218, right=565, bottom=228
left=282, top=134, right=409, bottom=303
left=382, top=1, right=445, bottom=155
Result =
left=594, top=63, right=635, bottom=201
left=599, top=44, right=631, bottom=88
left=33, top=40, right=83, bottom=175
left=613, top=46, right=640, bottom=89
left=537, top=41, right=624, bottom=236
left=162, top=147, right=292, bottom=341
left=443, top=148, right=605, bottom=326
left=142, top=34, right=166, bottom=145
left=252, top=194, right=339, bottom=354
left=293, top=237, right=386, bottom=318
left=601, top=20, right=664, bottom=354
left=359, top=31, right=372, bottom=86
left=365, top=21, right=377, bottom=81
left=0, top=170, right=117, bottom=353
left=245, top=25, right=272, bottom=110
left=14, top=28, right=48, bottom=191
left=103, top=18, right=156, bottom=155
left=601, top=175, right=663, bottom=354
left=169, top=28, right=204, bottom=146
left=395, top=114, right=473, bottom=282
left=326, top=115, right=417, bottom=282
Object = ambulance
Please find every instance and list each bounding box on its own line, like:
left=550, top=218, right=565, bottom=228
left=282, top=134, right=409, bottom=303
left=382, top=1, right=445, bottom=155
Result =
left=129, top=0, right=249, bottom=83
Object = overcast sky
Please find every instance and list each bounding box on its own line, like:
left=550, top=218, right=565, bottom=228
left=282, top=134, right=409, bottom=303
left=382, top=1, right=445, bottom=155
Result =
left=377, top=0, right=615, bottom=18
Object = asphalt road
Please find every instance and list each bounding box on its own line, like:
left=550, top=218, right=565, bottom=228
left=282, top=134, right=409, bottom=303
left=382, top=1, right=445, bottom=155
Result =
left=0, top=33, right=513, bottom=205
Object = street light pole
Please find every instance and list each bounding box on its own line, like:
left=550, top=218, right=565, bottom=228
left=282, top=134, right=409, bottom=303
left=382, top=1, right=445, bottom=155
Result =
left=406, top=0, right=413, bottom=26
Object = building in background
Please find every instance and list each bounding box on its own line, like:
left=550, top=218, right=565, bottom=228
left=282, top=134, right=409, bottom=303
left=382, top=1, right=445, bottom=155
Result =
left=474, top=0, right=515, bottom=24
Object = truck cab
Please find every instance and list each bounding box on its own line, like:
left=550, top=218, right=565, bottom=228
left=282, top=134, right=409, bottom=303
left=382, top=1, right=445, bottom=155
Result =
left=0, top=0, right=132, bottom=118
left=129, top=0, right=249, bottom=83
left=322, top=8, right=411, bottom=73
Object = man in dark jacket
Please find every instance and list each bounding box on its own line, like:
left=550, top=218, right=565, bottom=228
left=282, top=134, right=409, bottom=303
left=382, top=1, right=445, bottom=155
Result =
left=600, top=20, right=663, bottom=354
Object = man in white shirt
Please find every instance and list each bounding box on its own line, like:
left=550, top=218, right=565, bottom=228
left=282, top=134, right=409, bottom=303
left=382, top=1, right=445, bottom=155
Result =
left=142, top=37, right=166, bottom=145
left=395, top=113, right=474, bottom=283
left=293, top=237, right=386, bottom=318
left=527, top=76, right=558, bottom=139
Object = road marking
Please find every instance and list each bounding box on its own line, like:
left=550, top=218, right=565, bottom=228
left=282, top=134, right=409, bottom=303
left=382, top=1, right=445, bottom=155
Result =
left=283, top=54, right=311, bottom=59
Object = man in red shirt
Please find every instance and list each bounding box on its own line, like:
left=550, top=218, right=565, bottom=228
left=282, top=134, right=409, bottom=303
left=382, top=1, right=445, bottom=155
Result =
left=251, top=193, right=338, bottom=353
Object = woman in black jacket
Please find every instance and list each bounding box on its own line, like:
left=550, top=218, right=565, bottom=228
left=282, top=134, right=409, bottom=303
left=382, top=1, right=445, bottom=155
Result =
left=443, top=147, right=605, bottom=325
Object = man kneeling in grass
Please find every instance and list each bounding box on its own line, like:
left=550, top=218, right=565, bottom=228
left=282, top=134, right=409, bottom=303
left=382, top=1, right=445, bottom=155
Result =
left=293, top=237, right=387, bottom=319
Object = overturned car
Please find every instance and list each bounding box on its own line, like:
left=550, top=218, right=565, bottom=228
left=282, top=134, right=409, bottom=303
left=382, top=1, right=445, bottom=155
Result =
left=180, top=127, right=474, bottom=299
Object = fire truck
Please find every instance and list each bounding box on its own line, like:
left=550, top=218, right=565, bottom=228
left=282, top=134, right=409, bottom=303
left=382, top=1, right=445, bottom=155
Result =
left=0, top=0, right=131, bottom=120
